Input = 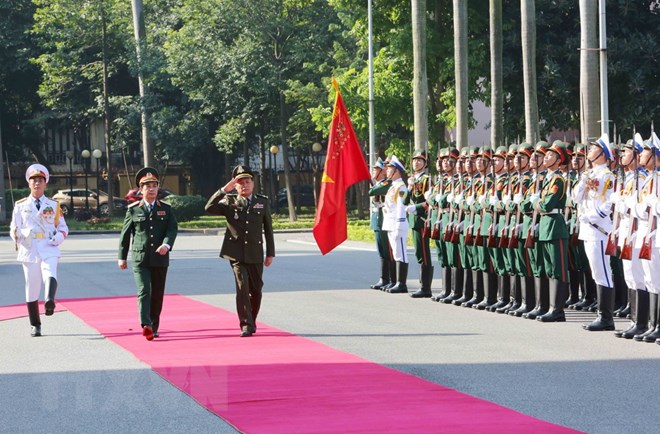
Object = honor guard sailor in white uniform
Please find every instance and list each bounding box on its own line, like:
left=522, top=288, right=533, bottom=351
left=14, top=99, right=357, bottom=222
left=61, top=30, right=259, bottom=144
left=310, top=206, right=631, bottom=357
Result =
left=382, top=156, right=410, bottom=293
left=10, top=164, right=68, bottom=337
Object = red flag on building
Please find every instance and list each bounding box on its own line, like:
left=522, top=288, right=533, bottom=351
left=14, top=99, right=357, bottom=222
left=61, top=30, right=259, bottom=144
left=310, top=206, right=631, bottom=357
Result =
left=313, top=79, right=370, bottom=255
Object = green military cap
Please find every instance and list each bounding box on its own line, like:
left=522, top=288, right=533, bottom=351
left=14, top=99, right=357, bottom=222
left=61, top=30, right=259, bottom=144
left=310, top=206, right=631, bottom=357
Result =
left=437, top=148, right=447, bottom=159
left=494, top=146, right=508, bottom=159
left=548, top=140, right=568, bottom=164
left=136, top=167, right=160, bottom=186
left=480, top=147, right=492, bottom=159
left=468, top=146, right=480, bottom=157
left=508, top=144, right=518, bottom=156
left=517, top=142, right=534, bottom=157
left=534, top=140, right=549, bottom=154
left=231, top=165, right=254, bottom=180
left=446, top=147, right=460, bottom=159
left=412, top=149, right=428, bottom=162
left=574, top=143, right=587, bottom=156
left=373, top=157, right=385, bottom=169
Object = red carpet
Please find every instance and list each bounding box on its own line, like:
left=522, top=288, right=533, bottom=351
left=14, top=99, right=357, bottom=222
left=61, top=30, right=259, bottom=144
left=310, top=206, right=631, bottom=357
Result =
left=0, top=302, right=66, bottom=321
left=54, top=295, right=578, bottom=433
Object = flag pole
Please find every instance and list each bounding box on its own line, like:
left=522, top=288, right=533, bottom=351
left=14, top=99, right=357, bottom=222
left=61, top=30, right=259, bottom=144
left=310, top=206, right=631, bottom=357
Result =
left=368, top=0, right=375, bottom=169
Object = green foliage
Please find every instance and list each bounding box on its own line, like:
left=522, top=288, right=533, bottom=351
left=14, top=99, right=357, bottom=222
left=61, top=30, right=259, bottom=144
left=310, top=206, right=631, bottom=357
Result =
left=166, top=194, right=207, bottom=222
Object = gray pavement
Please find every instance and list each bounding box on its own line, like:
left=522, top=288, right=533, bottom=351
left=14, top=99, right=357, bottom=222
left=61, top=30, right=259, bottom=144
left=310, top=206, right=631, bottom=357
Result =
left=1, top=232, right=659, bottom=433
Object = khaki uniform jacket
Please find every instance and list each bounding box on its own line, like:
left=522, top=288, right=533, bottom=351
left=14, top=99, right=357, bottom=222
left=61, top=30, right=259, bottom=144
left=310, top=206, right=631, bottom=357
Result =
left=205, top=190, right=275, bottom=264
left=118, top=200, right=178, bottom=267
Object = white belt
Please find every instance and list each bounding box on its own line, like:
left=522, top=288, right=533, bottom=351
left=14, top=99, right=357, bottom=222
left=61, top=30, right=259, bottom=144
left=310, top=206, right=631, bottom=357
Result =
left=541, top=209, right=562, bottom=215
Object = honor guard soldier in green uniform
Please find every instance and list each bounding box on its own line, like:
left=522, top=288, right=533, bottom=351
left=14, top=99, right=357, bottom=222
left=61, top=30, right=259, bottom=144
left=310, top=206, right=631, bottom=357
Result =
left=205, top=165, right=275, bottom=337
left=368, top=158, right=395, bottom=290
left=431, top=148, right=460, bottom=301
left=405, top=150, right=434, bottom=298
left=521, top=141, right=550, bottom=320
left=118, top=167, right=178, bottom=340
left=533, top=141, right=570, bottom=322
left=507, top=143, right=536, bottom=317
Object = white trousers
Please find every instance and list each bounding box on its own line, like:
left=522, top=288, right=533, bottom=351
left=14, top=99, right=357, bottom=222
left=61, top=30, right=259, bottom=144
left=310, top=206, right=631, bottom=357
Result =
left=641, top=248, right=660, bottom=294
left=583, top=240, right=613, bottom=288
left=22, top=257, right=58, bottom=302
left=622, top=247, right=647, bottom=291
left=387, top=230, right=408, bottom=263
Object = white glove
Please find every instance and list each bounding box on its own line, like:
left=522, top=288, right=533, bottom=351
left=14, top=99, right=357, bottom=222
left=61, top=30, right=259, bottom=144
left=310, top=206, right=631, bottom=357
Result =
left=579, top=213, right=590, bottom=224
left=610, top=191, right=621, bottom=204
left=614, top=200, right=628, bottom=215
left=447, top=193, right=454, bottom=203
left=49, top=232, right=65, bottom=246
left=645, top=194, right=658, bottom=209
left=625, top=196, right=637, bottom=214
left=489, top=195, right=498, bottom=207
left=466, top=195, right=474, bottom=206
left=455, top=193, right=464, bottom=204
left=405, top=204, right=417, bottom=214
left=530, top=193, right=540, bottom=205
left=478, top=195, right=487, bottom=207
left=513, top=193, right=523, bottom=204
left=424, top=190, right=432, bottom=202
left=502, top=194, right=511, bottom=206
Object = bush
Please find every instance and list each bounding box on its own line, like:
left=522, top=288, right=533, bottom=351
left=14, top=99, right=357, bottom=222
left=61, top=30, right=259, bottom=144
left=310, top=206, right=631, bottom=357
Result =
left=167, top=195, right=207, bottom=222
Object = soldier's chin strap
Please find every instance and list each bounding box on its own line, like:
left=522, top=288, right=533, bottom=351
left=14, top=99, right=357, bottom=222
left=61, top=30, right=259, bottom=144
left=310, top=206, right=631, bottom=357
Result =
left=587, top=148, right=603, bottom=165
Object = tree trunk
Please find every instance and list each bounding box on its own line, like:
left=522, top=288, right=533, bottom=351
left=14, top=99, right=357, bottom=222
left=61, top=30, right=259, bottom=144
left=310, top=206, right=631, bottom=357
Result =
left=412, top=0, right=429, bottom=153
left=579, top=0, right=600, bottom=143
left=490, top=0, right=503, bottom=148
left=453, top=0, right=468, bottom=149
left=521, top=0, right=539, bottom=144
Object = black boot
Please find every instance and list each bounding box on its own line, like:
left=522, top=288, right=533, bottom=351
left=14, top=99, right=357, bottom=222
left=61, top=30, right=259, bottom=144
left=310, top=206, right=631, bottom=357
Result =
left=641, top=294, right=660, bottom=342
left=566, top=270, right=581, bottom=308
left=538, top=279, right=568, bottom=322
left=497, top=275, right=517, bottom=313
left=463, top=270, right=483, bottom=307
left=524, top=277, right=549, bottom=319
left=411, top=265, right=433, bottom=298
left=583, top=285, right=616, bottom=331
left=381, top=260, right=397, bottom=291
left=27, top=301, right=41, bottom=337
left=477, top=272, right=498, bottom=310
left=618, top=289, right=649, bottom=339
left=453, top=268, right=473, bottom=305
left=615, top=286, right=633, bottom=318
left=614, top=288, right=638, bottom=338
left=45, top=277, right=58, bottom=316
left=370, top=258, right=391, bottom=289
left=489, top=274, right=510, bottom=312
left=442, top=267, right=464, bottom=303
left=612, top=257, right=628, bottom=313
left=387, top=262, right=409, bottom=293
left=511, top=276, right=535, bottom=317
left=633, top=292, right=658, bottom=342
left=433, top=266, right=452, bottom=301
left=573, top=271, right=596, bottom=311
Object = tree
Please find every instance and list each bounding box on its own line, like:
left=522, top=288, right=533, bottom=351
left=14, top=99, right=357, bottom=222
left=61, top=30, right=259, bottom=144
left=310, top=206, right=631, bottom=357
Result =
left=453, top=0, right=468, bottom=149
left=520, top=0, right=539, bottom=144
left=411, top=0, right=429, bottom=153
left=489, top=0, right=503, bottom=148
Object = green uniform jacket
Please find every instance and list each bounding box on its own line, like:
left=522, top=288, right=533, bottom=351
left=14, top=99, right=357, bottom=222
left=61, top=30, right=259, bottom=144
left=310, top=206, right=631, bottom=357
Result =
left=205, top=190, right=275, bottom=264
left=537, top=169, right=569, bottom=241
left=404, top=172, right=430, bottom=230
left=369, top=179, right=392, bottom=230
left=118, top=200, right=178, bottom=267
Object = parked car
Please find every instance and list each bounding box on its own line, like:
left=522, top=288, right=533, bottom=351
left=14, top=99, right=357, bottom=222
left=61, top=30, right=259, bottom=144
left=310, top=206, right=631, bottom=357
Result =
left=276, top=184, right=316, bottom=208
left=52, top=189, right=128, bottom=216
left=124, top=187, right=173, bottom=204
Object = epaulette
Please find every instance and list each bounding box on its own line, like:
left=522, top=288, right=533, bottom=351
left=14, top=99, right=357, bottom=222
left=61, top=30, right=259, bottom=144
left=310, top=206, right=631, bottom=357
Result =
left=159, top=200, right=171, bottom=206
left=128, top=201, right=141, bottom=208
left=16, top=197, right=28, bottom=204
left=255, top=193, right=269, bottom=199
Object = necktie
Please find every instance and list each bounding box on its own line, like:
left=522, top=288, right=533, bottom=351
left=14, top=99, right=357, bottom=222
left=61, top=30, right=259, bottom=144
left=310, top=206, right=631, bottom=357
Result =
left=35, top=199, right=40, bottom=210
left=246, top=198, right=251, bottom=207
left=147, top=203, right=152, bottom=213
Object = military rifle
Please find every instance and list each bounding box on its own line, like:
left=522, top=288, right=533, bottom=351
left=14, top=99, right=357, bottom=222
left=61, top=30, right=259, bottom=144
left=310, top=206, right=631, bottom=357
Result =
left=487, top=143, right=499, bottom=248
left=621, top=131, right=643, bottom=260
left=524, top=158, right=542, bottom=249
left=640, top=128, right=658, bottom=260
left=499, top=159, right=514, bottom=248
left=508, top=156, right=525, bottom=249
left=605, top=138, right=624, bottom=255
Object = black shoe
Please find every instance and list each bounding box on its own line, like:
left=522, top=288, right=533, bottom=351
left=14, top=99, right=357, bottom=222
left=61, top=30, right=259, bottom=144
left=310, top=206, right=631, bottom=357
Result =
left=582, top=317, right=615, bottom=331
left=153, top=331, right=160, bottom=338
left=44, top=300, right=56, bottom=316
left=410, top=290, right=432, bottom=298
left=31, top=325, right=41, bottom=337
left=240, top=330, right=253, bottom=337
left=537, top=311, right=566, bottom=322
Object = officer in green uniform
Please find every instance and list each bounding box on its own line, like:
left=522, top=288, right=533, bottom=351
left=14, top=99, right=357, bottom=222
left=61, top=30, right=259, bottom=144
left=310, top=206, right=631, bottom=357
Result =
left=405, top=150, right=434, bottom=298
left=368, top=158, right=395, bottom=290
left=534, top=141, right=570, bottom=322
left=205, top=165, right=275, bottom=337
left=118, top=167, right=178, bottom=340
